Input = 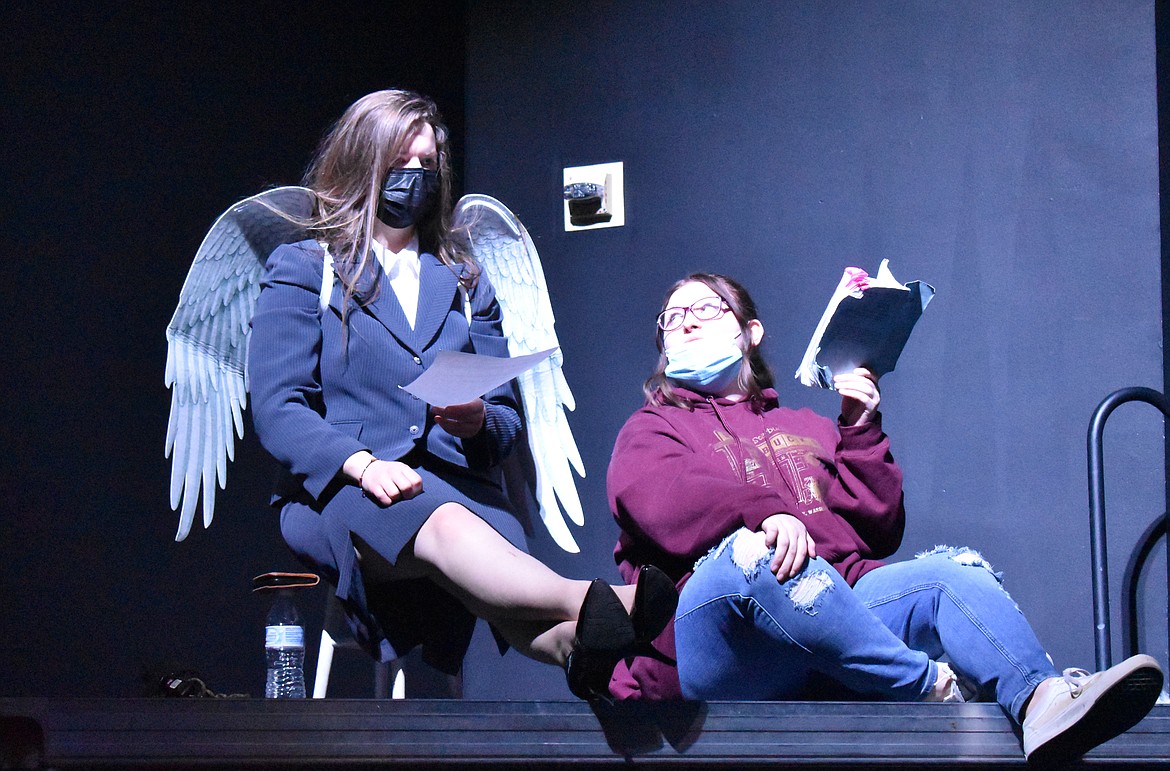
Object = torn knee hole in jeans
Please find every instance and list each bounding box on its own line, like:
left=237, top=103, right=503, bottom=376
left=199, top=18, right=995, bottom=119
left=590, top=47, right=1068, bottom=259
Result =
left=705, top=530, right=834, bottom=614
left=785, top=570, right=834, bottom=615
left=915, top=544, right=1004, bottom=581
left=693, top=528, right=773, bottom=581
left=915, top=544, right=1017, bottom=605
left=729, top=529, right=772, bottom=579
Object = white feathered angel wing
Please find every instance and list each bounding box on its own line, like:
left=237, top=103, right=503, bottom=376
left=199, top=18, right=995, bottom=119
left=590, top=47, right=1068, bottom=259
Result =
left=453, top=194, right=586, bottom=553
left=165, top=186, right=314, bottom=541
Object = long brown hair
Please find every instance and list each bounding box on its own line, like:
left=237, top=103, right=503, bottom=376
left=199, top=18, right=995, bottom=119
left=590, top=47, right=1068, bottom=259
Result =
left=302, top=89, right=475, bottom=313
left=643, top=273, right=775, bottom=410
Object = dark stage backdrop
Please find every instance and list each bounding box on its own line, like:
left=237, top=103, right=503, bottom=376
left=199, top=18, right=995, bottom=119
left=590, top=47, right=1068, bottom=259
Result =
left=459, top=0, right=1168, bottom=698
left=1, top=2, right=468, bottom=698
left=1, top=0, right=1165, bottom=702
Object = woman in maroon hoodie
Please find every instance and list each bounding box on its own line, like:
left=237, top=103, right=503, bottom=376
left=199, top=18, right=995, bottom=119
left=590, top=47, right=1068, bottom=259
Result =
left=606, top=272, right=1162, bottom=762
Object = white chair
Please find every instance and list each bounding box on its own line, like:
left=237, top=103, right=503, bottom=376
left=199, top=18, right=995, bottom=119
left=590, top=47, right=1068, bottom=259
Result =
left=312, top=593, right=405, bottom=699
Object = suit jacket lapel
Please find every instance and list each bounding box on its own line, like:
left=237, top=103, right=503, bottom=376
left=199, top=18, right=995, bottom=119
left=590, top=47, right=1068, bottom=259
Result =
left=331, top=259, right=419, bottom=354
left=412, top=253, right=459, bottom=350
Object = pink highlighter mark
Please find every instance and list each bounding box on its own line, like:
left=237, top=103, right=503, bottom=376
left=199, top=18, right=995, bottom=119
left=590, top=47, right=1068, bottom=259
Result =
left=843, top=267, right=870, bottom=294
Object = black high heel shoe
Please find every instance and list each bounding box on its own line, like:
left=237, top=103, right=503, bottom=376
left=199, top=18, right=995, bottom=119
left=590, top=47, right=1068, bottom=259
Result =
left=565, top=579, right=634, bottom=700
left=564, top=566, right=679, bottom=700
left=630, top=565, right=678, bottom=655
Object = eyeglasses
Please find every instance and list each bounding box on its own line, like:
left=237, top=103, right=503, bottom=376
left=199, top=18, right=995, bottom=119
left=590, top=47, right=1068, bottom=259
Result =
left=657, top=297, right=731, bottom=332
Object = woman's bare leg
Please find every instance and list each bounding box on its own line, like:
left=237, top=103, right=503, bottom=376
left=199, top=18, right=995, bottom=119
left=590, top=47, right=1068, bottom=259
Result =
left=490, top=619, right=577, bottom=667
left=396, top=502, right=635, bottom=625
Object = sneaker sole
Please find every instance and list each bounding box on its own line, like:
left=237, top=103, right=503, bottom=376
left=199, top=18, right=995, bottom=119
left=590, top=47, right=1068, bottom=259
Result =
left=1027, top=657, right=1163, bottom=763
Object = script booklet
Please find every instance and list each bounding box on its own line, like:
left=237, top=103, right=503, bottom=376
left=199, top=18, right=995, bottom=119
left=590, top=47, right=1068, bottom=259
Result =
left=794, top=259, right=934, bottom=390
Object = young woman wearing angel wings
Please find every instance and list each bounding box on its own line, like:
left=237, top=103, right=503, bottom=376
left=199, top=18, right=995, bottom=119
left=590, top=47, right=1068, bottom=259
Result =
left=165, top=89, right=674, bottom=699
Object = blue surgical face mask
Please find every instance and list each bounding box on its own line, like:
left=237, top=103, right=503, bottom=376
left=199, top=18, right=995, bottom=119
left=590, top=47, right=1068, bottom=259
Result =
left=664, top=334, right=744, bottom=393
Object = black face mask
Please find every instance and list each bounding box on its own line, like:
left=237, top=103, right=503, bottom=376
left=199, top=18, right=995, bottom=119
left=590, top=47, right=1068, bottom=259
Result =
left=377, top=167, right=440, bottom=228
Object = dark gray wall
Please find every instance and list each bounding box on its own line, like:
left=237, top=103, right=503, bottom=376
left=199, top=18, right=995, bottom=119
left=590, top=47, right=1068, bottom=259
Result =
left=459, top=0, right=1166, bottom=698
left=0, top=1, right=467, bottom=698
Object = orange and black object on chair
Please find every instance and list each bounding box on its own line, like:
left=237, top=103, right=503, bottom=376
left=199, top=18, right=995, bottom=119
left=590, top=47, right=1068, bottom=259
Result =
left=252, top=572, right=321, bottom=592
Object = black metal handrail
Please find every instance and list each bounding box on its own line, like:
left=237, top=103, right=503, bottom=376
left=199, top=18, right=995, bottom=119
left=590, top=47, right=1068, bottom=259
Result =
left=1086, top=386, right=1170, bottom=671
left=1123, top=515, right=1167, bottom=661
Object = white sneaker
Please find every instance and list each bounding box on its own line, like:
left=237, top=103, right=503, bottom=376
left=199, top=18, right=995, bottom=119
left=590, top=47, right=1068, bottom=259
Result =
left=923, top=661, right=965, bottom=703
left=1022, top=654, right=1163, bottom=762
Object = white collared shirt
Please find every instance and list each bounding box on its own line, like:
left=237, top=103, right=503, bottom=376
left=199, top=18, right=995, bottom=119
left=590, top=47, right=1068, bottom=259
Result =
left=370, top=235, right=421, bottom=329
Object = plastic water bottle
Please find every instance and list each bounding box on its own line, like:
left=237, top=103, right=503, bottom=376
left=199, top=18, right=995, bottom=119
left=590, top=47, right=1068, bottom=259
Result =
left=264, top=592, right=306, bottom=698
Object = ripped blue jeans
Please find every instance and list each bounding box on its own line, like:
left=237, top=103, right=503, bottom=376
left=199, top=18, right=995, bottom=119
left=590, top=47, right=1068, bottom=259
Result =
left=675, top=529, right=1059, bottom=721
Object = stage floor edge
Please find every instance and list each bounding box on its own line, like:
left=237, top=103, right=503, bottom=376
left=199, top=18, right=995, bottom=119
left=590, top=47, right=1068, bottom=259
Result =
left=1, top=698, right=1167, bottom=768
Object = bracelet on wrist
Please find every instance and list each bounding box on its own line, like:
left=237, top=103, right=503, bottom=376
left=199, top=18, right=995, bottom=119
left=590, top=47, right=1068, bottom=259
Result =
left=358, top=457, right=378, bottom=497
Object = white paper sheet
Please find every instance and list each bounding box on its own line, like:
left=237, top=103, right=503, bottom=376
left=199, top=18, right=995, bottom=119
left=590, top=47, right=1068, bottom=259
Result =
left=400, top=348, right=557, bottom=406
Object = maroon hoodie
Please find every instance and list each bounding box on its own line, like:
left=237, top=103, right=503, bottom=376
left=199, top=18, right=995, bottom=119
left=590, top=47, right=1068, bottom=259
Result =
left=607, top=387, right=905, bottom=700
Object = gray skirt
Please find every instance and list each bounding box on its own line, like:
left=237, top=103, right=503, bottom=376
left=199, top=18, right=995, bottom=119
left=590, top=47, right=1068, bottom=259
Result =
left=279, top=453, right=528, bottom=674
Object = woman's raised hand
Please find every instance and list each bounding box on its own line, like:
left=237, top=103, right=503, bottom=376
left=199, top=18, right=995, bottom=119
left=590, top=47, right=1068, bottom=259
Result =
left=760, top=514, right=817, bottom=582
left=432, top=398, right=486, bottom=438
left=834, top=367, right=880, bottom=427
